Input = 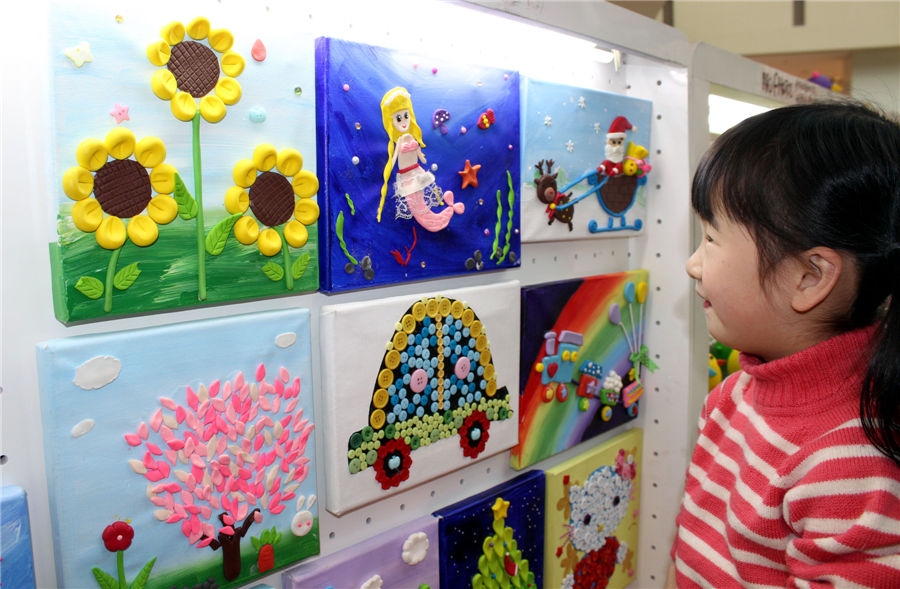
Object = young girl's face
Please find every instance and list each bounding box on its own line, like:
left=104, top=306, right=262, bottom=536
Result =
left=392, top=109, right=411, bottom=133
left=686, top=214, right=796, bottom=361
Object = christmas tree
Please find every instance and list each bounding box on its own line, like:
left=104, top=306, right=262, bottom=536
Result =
left=472, top=498, right=537, bottom=589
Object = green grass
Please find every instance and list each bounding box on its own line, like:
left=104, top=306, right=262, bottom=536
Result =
left=50, top=206, right=319, bottom=324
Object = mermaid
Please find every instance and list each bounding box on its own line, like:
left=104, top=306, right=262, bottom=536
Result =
left=378, top=87, right=463, bottom=231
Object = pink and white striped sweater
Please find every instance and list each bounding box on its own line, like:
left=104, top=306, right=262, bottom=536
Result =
left=672, top=326, right=900, bottom=587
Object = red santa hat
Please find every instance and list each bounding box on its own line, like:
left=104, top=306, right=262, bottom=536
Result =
left=607, top=116, right=635, bottom=139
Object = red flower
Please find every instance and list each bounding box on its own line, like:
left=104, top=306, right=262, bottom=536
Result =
left=459, top=410, right=490, bottom=458
left=101, top=520, right=134, bottom=552
left=373, top=438, right=412, bottom=490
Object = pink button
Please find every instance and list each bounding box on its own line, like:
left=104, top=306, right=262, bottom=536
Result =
left=455, top=357, right=471, bottom=379
left=410, top=369, right=429, bottom=393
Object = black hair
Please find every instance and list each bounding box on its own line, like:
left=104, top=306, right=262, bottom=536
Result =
left=692, top=101, right=900, bottom=468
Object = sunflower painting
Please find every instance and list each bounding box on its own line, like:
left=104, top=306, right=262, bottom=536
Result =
left=48, top=5, right=318, bottom=323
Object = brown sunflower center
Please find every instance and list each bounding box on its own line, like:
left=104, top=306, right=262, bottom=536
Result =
left=168, top=41, right=220, bottom=98
left=93, top=159, right=152, bottom=218
left=250, top=171, right=295, bottom=227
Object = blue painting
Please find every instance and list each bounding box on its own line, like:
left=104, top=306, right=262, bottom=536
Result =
left=520, top=78, right=653, bottom=242
left=315, top=37, right=520, bottom=292
left=1, top=486, right=37, bottom=589
left=434, top=470, right=544, bottom=588
left=35, top=309, right=318, bottom=588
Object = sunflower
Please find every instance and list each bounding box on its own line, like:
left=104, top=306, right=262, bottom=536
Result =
left=225, top=144, right=320, bottom=256
left=147, top=17, right=244, bottom=123
left=63, top=128, right=178, bottom=249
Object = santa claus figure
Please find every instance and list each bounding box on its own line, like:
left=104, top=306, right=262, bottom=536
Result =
left=597, top=116, right=635, bottom=177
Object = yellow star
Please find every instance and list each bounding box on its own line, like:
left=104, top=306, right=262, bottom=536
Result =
left=458, top=159, right=482, bottom=189
left=492, top=497, right=510, bottom=520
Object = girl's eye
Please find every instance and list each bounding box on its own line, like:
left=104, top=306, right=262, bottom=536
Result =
left=705, top=233, right=714, bottom=243
left=395, top=115, right=402, bottom=122
left=404, top=113, right=409, bottom=120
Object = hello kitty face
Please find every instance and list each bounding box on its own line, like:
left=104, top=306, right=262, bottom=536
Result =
left=568, top=465, right=631, bottom=552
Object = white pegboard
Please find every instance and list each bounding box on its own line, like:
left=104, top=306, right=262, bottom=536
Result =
left=1, top=1, right=695, bottom=587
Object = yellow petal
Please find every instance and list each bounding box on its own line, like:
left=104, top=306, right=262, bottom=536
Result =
left=134, top=136, right=166, bottom=168
left=96, top=216, right=127, bottom=250
left=220, top=50, right=245, bottom=77
left=224, top=186, right=249, bottom=214
left=292, top=170, right=319, bottom=198
left=252, top=144, right=277, bottom=172
left=76, top=138, right=107, bottom=172
left=294, top=199, right=320, bottom=225
left=214, top=78, right=241, bottom=106
left=72, top=198, right=103, bottom=232
left=276, top=148, right=303, bottom=177
left=160, top=21, right=185, bottom=46
left=62, top=166, right=94, bottom=201
left=186, top=17, right=210, bottom=40
left=199, top=95, right=226, bottom=123
left=146, top=40, right=171, bottom=66
left=171, top=92, right=198, bottom=121
left=127, top=215, right=159, bottom=247
left=104, top=127, right=136, bottom=160
left=147, top=194, right=178, bottom=224
left=232, top=159, right=257, bottom=188
left=234, top=215, right=259, bottom=244
left=284, top=219, right=308, bottom=248
left=150, top=163, right=176, bottom=194
left=151, top=69, right=177, bottom=100
left=208, top=28, right=234, bottom=52
left=257, top=228, right=282, bottom=256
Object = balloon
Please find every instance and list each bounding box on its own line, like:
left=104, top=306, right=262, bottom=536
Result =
left=608, top=303, right=621, bottom=325
left=624, top=282, right=635, bottom=303
left=636, top=281, right=648, bottom=304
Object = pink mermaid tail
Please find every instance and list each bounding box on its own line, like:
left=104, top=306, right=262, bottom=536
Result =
left=405, top=189, right=465, bottom=232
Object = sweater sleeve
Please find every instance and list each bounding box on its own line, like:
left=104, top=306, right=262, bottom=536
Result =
left=783, top=427, right=900, bottom=587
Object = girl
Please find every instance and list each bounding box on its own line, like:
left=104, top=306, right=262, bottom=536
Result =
left=378, top=87, right=464, bottom=230
left=670, top=102, right=900, bottom=587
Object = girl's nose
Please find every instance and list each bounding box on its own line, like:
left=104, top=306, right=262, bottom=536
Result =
left=685, top=246, right=702, bottom=280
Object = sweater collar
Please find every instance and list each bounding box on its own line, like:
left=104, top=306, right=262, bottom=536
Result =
left=738, top=325, right=877, bottom=409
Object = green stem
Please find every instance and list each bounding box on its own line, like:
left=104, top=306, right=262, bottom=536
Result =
left=116, top=549, right=126, bottom=589
left=280, top=227, right=294, bottom=290
left=192, top=112, right=207, bottom=301
left=104, top=246, right=122, bottom=313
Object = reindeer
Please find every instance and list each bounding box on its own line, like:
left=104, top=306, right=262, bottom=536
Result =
left=535, top=159, right=574, bottom=231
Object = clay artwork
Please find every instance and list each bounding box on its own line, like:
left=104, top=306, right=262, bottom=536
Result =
left=1, top=486, right=37, bottom=589
left=434, top=470, right=545, bottom=588
left=320, top=281, right=520, bottom=515
left=48, top=5, right=319, bottom=324
left=544, top=428, right=642, bottom=589
left=283, top=515, right=439, bottom=588
left=315, top=37, right=520, bottom=292
left=35, top=309, right=318, bottom=587
left=520, top=78, right=653, bottom=242
left=512, top=271, right=655, bottom=470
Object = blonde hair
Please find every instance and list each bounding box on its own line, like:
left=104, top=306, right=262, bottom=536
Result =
left=378, top=87, right=425, bottom=221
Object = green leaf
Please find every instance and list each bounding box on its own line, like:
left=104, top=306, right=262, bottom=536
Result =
left=75, top=276, right=104, bottom=299
left=291, top=252, right=311, bottom=279
left=262, top=262, right=284, bottom=281
left=91, top=567, right=118, bottom=589
left=113, top=262, right=141, bottom=291
left=129, top=557, right=156, bottom=589
left=251, top=536, right=260, bottom=551
left=205, top=213, right=242, bottom=256
left=174, top=174, right=198, bottom=220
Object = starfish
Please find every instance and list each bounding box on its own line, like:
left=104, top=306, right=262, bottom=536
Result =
left=64, top=41, right=93, bottom=68
left=458, top=159, right=481, bottom=189
left=110, top=103, right=130, bottom=124
left=492, top=497, right=510, bottom=520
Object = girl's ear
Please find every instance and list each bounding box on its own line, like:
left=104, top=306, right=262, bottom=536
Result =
left=791, top=247, right=844, bottom=313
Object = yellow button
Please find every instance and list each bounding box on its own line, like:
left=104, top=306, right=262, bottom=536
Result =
left=484, top=364, right=495, bottom=380
left=370, top=409, right=386, bottom=429
left=450, top=300, right=464, bottom=319
left=486, top=380, right=497, bottom=398
left=425, top=298, right=439, bottom=317
left=475, top=334, right=488, bottom=352
left=562, top=350, right=570, bottom=361
left=378, top=369, right=394, bottom=389
left=392, top=331, right=408, bottom=351
left=439, top=298, right=451, bottom=317
left=385, top=350, right=401, bottom=370
left=412, top=302, right=426, bottom=322
left=462, top=309, right=475, bottom=327
left=480, top=349, right=492, bottom=366
left=373, top=388, right=389, bottom=408
left=401, top=314, right=416, bottom=334
left=470, top=320, right=483, bottom=337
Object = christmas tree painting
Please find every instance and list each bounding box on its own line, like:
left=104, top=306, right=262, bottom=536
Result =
left=472, top=498, right=537, bottom=589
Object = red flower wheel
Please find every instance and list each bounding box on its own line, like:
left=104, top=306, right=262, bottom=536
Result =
left=373, top=438, right=412, bottom=490
left=572, top=537, right=620, bottom=589
left=459, top=410, right=490, bottom=458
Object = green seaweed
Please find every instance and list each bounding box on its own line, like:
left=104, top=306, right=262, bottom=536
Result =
left=344, top=193, right=356, bottom=215
left=335, top=210, right=358, bottom=266
left=490, top=170, right=516, bottom=264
